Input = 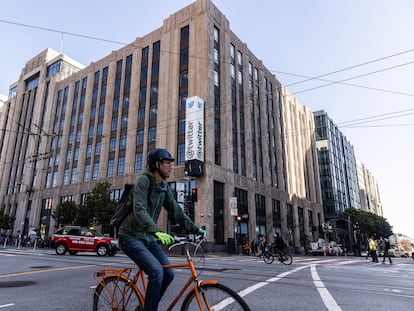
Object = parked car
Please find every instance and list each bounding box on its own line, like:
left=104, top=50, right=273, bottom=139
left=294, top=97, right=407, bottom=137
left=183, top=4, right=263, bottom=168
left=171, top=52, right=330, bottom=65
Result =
left=309, top=239, right=343, bottom=256
left=51, top=226, right=118, bottom=256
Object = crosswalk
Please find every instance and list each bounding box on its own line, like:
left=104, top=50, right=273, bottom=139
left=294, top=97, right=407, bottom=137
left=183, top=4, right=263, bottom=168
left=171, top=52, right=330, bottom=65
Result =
left=211, top=255, right=398, bottom=267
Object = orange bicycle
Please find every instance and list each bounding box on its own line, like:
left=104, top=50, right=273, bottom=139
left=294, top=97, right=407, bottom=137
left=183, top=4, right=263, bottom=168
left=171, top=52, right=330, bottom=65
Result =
left=93, top=235, right=250, bottom=310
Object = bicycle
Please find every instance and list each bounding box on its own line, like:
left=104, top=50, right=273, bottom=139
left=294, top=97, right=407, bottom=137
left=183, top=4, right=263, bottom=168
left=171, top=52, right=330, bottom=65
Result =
left=93, top=235, right=251, bottom=310
left=262, top=245, right=293, bottom=265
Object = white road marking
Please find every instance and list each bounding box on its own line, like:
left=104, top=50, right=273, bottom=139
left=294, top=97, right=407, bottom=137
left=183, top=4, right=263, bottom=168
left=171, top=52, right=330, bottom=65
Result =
left=237, top=265, right=309, bottom=297
left=311, top=264, right=342, bottom=311
left=0, top=304, right=15, bottom=308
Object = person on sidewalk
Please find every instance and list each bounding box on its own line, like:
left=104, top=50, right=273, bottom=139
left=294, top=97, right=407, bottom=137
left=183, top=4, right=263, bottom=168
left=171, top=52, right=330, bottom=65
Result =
left=368, top=236, right=378, bottom=263
left=380, top=236, right=392, bottom=264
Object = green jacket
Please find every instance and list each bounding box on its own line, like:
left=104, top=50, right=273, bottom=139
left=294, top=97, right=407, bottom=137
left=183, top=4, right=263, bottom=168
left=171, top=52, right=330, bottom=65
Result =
left=119, top=169, right=199, bottom=243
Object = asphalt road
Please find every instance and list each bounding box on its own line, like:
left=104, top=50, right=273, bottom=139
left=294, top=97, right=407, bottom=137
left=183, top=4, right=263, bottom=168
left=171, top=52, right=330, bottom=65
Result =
left=1, top=247, right=413, bottom=310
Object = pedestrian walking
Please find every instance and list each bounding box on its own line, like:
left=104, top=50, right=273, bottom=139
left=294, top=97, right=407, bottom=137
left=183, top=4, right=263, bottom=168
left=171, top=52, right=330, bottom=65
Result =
left=380, top=237, right=392, bottom=264
left=368, top=236, right=378, bottom=263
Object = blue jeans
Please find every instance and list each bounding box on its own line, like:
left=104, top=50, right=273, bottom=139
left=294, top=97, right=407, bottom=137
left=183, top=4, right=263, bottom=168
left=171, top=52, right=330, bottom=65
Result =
left=119, top=236, right=174, bottom=311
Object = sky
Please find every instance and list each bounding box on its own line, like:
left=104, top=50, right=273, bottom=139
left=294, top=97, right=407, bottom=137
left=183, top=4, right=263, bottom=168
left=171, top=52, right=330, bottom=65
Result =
left=1, top=0, right=413, bottom=238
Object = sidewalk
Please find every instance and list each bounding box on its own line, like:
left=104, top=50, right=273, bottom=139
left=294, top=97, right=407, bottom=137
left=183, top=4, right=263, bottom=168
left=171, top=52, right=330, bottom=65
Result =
left=0, top=245, right=55, bottom=255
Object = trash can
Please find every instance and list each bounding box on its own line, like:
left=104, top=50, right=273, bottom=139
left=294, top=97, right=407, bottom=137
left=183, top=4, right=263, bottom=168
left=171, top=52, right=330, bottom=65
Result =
left=227, top=238, right=236, bottom=254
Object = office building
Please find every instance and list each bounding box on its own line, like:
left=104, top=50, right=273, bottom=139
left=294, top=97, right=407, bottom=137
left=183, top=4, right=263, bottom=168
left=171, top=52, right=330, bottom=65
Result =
left=0, top=0, right=323, bottom=252
left=314, top=110, right=361, bottom=247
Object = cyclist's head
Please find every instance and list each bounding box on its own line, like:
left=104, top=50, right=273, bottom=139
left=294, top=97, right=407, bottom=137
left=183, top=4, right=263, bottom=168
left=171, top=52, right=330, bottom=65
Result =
left=147, top=148, right=175, bottom=178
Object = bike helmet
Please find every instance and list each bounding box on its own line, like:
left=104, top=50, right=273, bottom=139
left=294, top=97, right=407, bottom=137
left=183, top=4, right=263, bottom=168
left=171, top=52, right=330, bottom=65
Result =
left=147, top=148, right=175, bottom=170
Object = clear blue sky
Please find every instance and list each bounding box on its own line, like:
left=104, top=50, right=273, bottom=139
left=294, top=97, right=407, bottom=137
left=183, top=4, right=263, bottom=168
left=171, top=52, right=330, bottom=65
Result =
left=1, top=0, right=413, bottom=238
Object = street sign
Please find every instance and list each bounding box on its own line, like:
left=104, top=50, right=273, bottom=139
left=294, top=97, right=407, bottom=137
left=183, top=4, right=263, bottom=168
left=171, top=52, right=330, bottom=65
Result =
left=176, top=182, right=185, bottom=192
left=177, top=191, right=185, bottom=203
left=229, top=197, right=238, bottom=216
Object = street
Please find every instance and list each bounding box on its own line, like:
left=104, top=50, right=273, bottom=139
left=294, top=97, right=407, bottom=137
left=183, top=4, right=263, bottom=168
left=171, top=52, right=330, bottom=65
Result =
left=1, top=247, right=413, bottom=310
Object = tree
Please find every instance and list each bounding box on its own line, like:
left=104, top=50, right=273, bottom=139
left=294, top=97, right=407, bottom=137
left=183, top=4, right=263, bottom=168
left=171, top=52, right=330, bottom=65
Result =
left=0, top=210, right=16, bottom=230
left=82, top=181, right=117, bottom=226
left=52, top=201, right=79, bottom=228
left=344, top=208, right=393, bottom=238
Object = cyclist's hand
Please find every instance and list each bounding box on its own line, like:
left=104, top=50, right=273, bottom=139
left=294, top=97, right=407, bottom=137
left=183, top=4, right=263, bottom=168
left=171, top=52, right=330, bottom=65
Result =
left=154, top=232, right=175, bottom=245
left=197, top=228, right=206, bottom=237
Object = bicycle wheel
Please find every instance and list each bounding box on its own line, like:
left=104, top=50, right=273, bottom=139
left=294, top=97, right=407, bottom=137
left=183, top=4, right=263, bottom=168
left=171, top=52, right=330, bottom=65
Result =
left=263, top=252, right=274, bottom=264
left=181, top=282, right=251, bottom=311
left=281, top=253, right=293, bottom=265
left=93, top=275, right=143, bottom=311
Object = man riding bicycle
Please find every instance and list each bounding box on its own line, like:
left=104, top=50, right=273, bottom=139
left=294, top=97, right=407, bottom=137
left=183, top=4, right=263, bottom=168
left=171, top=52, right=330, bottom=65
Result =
left=118, top=148, right=205, bottom=311
left=270, top=232, right=287, bottom=254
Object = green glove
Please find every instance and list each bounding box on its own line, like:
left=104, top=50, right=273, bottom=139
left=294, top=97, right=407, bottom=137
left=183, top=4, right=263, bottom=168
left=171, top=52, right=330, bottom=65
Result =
left=197, top=228, right=206, bottom=237
left=154, top=231, right=175, bottom=245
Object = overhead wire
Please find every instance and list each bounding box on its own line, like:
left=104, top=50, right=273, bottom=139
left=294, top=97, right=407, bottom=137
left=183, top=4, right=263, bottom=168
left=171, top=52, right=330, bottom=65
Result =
left=1, top=17, right=414, bottom=99
left=1, top=18, right=414, bottom=172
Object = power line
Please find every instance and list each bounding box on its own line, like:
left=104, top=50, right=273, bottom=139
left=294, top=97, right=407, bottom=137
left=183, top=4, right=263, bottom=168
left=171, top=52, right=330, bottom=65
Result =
left=337, top=108, right=414, bottom=126
left=291, top=60, right=414, bottom=95
left=2, top=18, right=414, bottom=99
left=0, top=19, right=127, bottom=46
left=274, top=70, right=414, bottom=97
left=284, top=48, right=414, bottom=87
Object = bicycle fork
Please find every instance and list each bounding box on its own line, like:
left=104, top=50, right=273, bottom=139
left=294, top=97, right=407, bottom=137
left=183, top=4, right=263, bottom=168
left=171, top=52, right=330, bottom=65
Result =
left=191, top=279, right=219, bottom=311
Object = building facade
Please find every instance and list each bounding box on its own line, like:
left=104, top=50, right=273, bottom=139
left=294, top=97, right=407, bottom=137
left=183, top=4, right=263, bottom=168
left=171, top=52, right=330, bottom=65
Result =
left=0, top=0, right=323, bottom=252
left=314, top=110, right=361, bottom=248
left=281, top=87, right=324, bottom=246
left=357, top=160, right=383, bottom=216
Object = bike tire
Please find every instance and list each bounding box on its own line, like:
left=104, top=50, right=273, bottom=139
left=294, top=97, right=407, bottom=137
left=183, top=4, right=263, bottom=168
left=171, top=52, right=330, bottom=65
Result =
left=281, top=254, right=293, bottom=265
left=181, top=283, right=251, bottom=311
left=263, top=253, right=274, bottom=264
left=93, top=275, right=143, bottom=311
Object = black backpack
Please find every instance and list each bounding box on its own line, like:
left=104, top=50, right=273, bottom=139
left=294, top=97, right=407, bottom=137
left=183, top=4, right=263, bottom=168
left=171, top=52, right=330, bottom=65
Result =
left=110, top=174, right=153, bottom=228
left=110, top=183, right=134, bottom=227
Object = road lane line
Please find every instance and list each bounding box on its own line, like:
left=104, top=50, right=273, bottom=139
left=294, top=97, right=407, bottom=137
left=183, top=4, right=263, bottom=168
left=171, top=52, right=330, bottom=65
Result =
left=237, top=265, right=309, bottom=297
left=311, top=264, right=342, bottom=311
left=0, top=304, right=15, bottom=308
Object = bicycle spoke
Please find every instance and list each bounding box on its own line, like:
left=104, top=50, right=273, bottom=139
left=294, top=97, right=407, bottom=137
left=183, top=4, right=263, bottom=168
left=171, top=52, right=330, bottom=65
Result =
left=182, top=283, right=250, bottom=310
left=93, top=276, right=142, bottom=311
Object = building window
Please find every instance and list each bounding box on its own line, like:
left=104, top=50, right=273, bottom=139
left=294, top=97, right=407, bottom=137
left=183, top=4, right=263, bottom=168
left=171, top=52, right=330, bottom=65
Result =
left=110, top=138, right=116, bottom=152
left=84, top=164, right=90, bottom=182
left=74, top=148, right=80, bottom=161
left=138, top=108, right=145, bottom=123
left=149, top=104, right=157, bottom=120
left=148, top=127, right=156, bottom=142
left=135, top=153, right=143, bottom=173
left=121, top=114, right=128, bottom=128
left=136, top=130, right=144, bottom=145
left=178, top=118, right=186, bottom=135
left=111, top=118, right=118, bottom=131
left=95, top=142, right=101, bottom=155
left=177, top=143, right=185, bottom=165
left=97, top=122, right=103, bottom=135
left=107, top=159, right=114, bottom=177
left=63, top=169, right=70, bottom=185
left=71, top=168, right=78, bottom=184
left=120, top=135, right=127, bottom=150
left=66, top=151, right=72, bottom=163
left=118, top=157, right=125, bottom=176
left=86, top=145, right=92, bottom=158
left=93, top=163, right=99, bottom=180
left=214, top=71, right=219, bottom=86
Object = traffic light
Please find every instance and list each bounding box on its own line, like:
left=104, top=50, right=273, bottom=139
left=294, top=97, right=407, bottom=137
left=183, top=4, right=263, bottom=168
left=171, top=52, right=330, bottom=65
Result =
left=191, top=188, right=198, bottom=202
